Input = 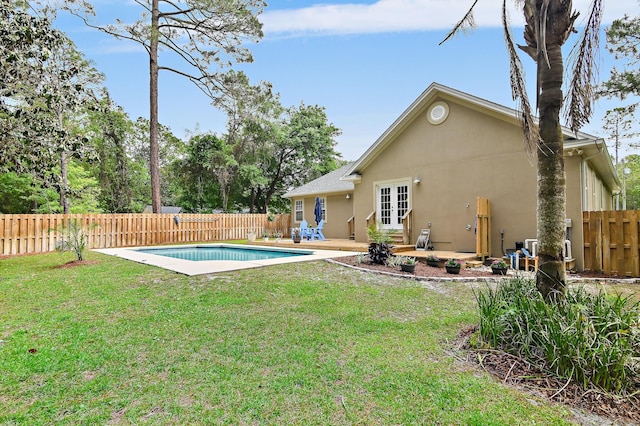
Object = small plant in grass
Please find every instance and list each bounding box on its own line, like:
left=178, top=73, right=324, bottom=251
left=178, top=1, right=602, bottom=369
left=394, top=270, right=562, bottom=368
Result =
left=366, top=223, right=393, bottom=265
left=474, top=277, right=640, bottom=394
left=51, top=219, right=96, bottom=261
left=355, top=253, right=367, bottom=264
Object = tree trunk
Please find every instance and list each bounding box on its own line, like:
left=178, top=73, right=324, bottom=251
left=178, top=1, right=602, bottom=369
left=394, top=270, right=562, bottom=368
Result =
left=535, top=43, right=566, bottom=301
left=60, top=150, right=70, bottom=214
left=149, top=0, right=162, bottom=213
left=58, top=109, right=70, bottom=214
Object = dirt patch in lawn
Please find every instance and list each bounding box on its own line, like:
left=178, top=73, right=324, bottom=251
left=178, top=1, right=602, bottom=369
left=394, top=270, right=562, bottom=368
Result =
left=53, top=260, right=99, bottom=269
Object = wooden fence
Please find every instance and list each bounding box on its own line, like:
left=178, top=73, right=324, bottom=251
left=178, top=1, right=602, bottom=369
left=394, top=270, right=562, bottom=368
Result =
left=583, top=210, right=640, bottom=277
left=0, top=213, right=291, bottom=255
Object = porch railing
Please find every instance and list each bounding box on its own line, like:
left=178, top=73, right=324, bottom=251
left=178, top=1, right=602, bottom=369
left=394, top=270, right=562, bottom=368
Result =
left=401, top=209, right=412, bottom=244
left=347, top=216, right=355, bottom=240
left=365, top=211, right=376, bottom=229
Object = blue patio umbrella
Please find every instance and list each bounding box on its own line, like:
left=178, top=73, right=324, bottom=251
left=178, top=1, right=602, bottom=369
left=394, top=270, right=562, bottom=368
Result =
left=314, top=197, right=322, bottom=226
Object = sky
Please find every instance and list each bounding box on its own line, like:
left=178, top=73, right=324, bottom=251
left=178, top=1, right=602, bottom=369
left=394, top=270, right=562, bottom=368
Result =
left=54, top=1, right=640, bottom=161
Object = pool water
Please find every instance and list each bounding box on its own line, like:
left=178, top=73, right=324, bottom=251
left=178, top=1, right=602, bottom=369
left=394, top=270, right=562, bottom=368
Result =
left=136, top=245, right=309, bottom=262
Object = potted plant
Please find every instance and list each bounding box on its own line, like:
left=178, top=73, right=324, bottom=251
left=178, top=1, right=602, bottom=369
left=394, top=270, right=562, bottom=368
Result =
left=274, top=230, right=283, bottom=243
left=247, top=230, right=256, bottom=242
left=426, top=254, right=441, bottom=267
left=399, top=256, right=417, bottom=273
left=262, top=230, right=270, bottom=242
left=491, top=259, right=508, bottom=275
left=292, top=228, right=301, bottom=243
left=445, top=258, right=463, bottom=274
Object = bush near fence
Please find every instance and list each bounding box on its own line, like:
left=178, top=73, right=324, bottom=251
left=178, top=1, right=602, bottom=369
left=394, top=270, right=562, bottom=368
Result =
left=0, top=213, right=291, bottom=256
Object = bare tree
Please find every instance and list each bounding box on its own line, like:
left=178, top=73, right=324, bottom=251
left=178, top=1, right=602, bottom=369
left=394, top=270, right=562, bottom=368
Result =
left=70, top=0, right=265, bottom=212
left=442, top=0, right=603, bottom=301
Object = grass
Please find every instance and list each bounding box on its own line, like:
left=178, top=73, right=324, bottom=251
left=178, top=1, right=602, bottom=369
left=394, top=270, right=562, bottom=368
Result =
left=1, top=251, right=582, bottom=424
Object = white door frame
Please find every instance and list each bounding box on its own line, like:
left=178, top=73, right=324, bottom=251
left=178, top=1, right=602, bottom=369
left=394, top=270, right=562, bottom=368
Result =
left=375, top=180, right=411, bottom=230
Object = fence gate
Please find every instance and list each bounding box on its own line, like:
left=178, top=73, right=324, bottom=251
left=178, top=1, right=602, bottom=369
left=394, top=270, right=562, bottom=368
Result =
left=583, top=210, right=640, bottom=277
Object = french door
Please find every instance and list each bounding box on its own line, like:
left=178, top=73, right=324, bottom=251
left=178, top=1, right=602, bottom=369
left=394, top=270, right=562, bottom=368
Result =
left=377, top=182, right=409, bottom=230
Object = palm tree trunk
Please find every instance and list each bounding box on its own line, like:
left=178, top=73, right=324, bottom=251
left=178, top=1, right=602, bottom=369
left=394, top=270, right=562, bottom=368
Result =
left=536, top=43, right=566, bottom=301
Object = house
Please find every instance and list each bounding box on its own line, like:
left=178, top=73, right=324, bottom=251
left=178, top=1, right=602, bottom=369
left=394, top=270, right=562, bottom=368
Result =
left=143, top=206, right=183, bottom=214
left=283, top=83, right=619, bottom=271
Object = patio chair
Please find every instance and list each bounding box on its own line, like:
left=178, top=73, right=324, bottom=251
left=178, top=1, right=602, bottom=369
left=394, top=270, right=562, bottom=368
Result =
left=310, top=220, right=325, bottom=241
left=296, top=220, right=313, bottom=240
left=520, top=247, right=538, bottom=271
left=291, top=220, right=308, bottom=241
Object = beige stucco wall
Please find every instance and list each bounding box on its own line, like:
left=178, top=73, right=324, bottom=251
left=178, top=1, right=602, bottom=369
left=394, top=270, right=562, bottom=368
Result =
left=289, top=194, right=354, bottom=239
left=286, top=92, right=616, bottom=271
left=352, top=96, right=578, bottom=261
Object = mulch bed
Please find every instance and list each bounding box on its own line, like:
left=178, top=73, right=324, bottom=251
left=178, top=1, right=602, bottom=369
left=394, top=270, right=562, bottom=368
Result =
left=332, top=256, right=497, bottom=279
left=454, top=326, right=640, bottom=425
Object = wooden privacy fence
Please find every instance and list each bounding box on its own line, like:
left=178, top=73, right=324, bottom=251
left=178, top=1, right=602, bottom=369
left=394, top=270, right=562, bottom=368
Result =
left=0, top=213, right=291, bottom=255
left=583, top=210, right=640, bottom=277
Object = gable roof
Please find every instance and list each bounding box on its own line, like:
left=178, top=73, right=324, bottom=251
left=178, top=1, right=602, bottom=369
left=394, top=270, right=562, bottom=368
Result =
left=283, top=163, right=354, bottom=199
left=341, top=82, right=618, bottom=189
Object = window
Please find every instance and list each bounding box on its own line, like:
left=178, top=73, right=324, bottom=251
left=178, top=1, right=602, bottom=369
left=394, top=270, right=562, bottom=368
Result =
left=295, top=199, right=303, bottom=222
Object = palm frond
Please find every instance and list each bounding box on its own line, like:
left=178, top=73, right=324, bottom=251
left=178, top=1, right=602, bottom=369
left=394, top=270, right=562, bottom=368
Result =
left=503, top=0, right=538, bottom=163
left=439, top=0, right=479, bottom=45
left=564, top=0, right=602, bottom=133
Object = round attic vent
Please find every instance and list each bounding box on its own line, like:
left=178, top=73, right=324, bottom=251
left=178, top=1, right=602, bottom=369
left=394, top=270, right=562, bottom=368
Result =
left=427, top=101, right=449, bottom=125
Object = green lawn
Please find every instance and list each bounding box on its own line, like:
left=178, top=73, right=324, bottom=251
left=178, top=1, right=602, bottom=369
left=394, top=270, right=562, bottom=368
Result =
left=1, top=251, right=579, bottom=424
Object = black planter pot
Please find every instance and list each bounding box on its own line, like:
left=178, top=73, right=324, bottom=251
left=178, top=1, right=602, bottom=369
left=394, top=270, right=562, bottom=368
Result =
left=492, top=268, right=507, bottom=275
left=445, top=265, right=461, bottom=274
left=400, top=264, right=416, bottom=273
left=426, top=260, right=440, bottom=267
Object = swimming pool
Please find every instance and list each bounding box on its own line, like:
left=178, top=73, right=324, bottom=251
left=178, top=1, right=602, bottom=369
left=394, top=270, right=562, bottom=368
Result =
left=136, top=245, right=308, bottom=262
left=95, top=243, right=358, bottom=276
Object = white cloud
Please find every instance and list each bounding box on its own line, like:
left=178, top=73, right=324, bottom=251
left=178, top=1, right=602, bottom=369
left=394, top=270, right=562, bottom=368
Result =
left=261, top=0, right=638, bottom=37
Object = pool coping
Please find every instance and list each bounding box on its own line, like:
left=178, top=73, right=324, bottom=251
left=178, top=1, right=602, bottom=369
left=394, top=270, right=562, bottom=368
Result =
left=94, top=243, right=359, bottom=276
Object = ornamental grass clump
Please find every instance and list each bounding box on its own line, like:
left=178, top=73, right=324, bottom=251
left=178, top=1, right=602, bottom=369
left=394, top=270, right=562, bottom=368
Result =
left=474, top=277, right=640, bottom=394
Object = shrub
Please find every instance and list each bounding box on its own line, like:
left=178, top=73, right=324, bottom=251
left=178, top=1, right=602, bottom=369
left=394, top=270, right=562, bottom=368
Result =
left=52, top=219, right=95, bottom=261
left=366, top=224, right=393, bottom=265
left=474, top=277, right=640, bottom=394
